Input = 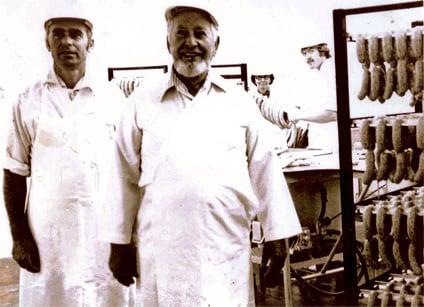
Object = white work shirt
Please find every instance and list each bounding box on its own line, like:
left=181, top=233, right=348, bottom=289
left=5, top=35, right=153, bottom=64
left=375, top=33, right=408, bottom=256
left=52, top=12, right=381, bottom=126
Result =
left=288, top=60, right=339, bottom=152
left=104, top=70, right=301, bottom=306
left=4, top=69, right=123, bottom=176
left=4, top=69, right=132, bottom=307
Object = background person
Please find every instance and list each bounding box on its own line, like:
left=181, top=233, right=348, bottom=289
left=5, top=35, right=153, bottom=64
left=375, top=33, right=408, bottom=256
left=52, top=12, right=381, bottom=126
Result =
left=250, top=68, right=308, bottom=149
left=104, top=4, right=301, bottom=306
left=251, top=70, right=291, bottom=150
left=289, top=42, right=338, bottom=151
left=2, top=9, right=132, bottom=307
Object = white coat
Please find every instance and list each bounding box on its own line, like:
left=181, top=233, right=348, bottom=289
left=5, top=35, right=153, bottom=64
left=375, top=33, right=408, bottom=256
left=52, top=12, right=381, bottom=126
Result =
left=104, top=72, right=301, bottom=306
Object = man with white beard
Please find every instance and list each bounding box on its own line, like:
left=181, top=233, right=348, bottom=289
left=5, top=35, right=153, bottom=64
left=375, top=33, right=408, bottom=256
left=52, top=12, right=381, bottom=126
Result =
left=104, top=4, right=301, bottom=306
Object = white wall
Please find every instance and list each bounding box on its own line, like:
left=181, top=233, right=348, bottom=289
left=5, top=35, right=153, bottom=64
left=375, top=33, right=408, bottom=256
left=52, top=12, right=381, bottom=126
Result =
left=0, top=0, right=418, bottom=95
left=0, top=0, right=420, bottom=257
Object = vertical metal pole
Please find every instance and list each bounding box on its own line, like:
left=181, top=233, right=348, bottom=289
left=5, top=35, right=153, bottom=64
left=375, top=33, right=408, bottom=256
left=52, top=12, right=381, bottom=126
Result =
left=283, top=238, right=292, bottom=306
left=241, top=63, right=249, bottom=92
left=333, top=9, right=358, bottom=306
left=107, top=68, right=113, bottom=81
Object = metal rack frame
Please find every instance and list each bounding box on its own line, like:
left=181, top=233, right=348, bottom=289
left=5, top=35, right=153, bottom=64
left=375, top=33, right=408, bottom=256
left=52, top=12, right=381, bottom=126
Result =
left=107, top=63, right=249, bottom=91
left=333, top=1, right=423, bottom=305
left=107, top=65, right=168, bottom=81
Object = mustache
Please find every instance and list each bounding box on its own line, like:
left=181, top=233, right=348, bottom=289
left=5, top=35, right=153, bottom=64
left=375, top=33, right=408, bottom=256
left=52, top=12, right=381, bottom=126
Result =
left=57, top=48, right=77, bottom=54
left=179, top=46, right=204, bottom=54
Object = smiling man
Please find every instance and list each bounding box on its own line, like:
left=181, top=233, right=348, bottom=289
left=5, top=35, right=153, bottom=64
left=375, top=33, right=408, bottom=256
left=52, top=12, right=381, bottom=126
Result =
left=3, top=10, right=132, bottom=307
left=104, top=4, right=301, bottom=306
left=301, top=43, right=331, bottom=71
left=286, top=42, right=338, bottom=151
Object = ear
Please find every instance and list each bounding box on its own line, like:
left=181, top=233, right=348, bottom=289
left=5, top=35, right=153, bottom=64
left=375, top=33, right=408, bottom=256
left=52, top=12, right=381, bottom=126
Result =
left=214, top=36, right=220, bottom=54
left=45, top=38, right=51, bottom=52
left=87, top=39, right=94, bottom=52
left=166, top=38, right=171, bottom=54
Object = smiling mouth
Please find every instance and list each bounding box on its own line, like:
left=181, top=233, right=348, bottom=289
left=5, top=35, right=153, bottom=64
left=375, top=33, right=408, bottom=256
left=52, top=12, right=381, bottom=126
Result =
left=181, top=52, right=201, bottom=61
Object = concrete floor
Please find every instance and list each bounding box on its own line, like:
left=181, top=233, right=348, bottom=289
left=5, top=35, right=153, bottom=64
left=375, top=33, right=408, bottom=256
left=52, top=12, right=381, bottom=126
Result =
left=0, top=258, right=19, bottom=307
left=0, top=258, right=345, bottom=306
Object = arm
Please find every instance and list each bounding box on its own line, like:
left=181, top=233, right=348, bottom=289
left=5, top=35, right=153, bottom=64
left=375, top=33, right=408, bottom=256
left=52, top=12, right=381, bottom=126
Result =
left=246, top=109, right=301, bottom=287
left=105, top=98, right=143, bottom=286
left=3, top=170, right=27, bottom=239
left=246, top=115, right=301, bottom=241
left=289, top=63, right=338, bottom=124
left=3, top=170, right=40, bottom=272
left=290, top=108, right=337, bottom=124
left=3, top=92, right=40, bottom=272
left=104, top=99, right=142, bottom=244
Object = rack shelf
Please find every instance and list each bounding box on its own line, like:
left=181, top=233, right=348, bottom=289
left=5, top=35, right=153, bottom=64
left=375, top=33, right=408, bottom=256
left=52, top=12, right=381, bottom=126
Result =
left=333, top=1, right=423, bottom=305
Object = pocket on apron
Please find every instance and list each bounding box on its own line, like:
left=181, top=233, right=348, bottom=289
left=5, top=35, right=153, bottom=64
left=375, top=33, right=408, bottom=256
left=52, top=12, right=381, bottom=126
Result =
left=138, top=129, right=165, bottom=187
left=206, top=205, right=250, bottom=265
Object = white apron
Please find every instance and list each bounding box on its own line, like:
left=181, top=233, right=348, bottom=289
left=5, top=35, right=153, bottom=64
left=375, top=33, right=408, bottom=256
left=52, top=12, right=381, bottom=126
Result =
left=135, top=98, right=256, bottom=307
left=20, top=86, right=131, bottom=307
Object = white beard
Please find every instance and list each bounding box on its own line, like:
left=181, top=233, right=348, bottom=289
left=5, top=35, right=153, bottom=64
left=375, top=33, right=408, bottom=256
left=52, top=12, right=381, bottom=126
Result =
left=174, top=59, right=210, bottom=77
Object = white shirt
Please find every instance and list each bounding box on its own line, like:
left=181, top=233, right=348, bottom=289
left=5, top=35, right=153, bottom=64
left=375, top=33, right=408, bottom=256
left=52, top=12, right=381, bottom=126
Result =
left=4, top=69, right=124, bottom=176
left=287, top=59, right=338, bottom=152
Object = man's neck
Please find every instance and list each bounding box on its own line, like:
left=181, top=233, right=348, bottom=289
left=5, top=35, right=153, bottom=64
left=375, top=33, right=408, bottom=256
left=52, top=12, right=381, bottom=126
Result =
left=54, top=64, right=85, bottom=89
left=175, top=69, right=208, bottom=96
left=258, top=89, right=270, bottom=97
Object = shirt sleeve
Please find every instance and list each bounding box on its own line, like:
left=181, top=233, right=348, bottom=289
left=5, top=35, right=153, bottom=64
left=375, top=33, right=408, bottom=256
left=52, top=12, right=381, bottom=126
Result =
left=4, top=94, right=32, bottom=176
left=246, top=106, right=301, bottom=241
left=102, top=97, right=143, bottom=244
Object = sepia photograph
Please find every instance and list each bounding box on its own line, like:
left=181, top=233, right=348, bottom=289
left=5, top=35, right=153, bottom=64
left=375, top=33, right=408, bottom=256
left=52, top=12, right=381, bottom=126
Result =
left=0, top=0, right=422, bottom=306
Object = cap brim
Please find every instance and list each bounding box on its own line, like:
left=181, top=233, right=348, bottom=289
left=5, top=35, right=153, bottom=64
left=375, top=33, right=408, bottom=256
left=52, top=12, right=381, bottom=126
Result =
left=44, top=17, right=93, bottom=31
left=301, top=42, right=327, bottom=52
left=165, top=5, right=218, bottom=28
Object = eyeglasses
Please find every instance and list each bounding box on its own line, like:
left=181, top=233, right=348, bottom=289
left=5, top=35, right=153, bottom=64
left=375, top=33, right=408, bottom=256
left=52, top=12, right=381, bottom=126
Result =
left=254, top=75, right=271, bottom=81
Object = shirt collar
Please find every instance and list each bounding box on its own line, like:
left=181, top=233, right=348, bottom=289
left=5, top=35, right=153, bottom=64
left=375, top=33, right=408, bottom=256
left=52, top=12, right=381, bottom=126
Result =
left=45, top=68, right=98, bottom=92
left=160, top=67, right=228, bottom=102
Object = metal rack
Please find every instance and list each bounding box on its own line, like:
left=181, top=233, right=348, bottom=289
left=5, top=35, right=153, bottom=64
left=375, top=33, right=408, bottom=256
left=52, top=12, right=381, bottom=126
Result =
left=333, top=1, right=423, bottom=305
left=107, top=63, right=249, bottom=91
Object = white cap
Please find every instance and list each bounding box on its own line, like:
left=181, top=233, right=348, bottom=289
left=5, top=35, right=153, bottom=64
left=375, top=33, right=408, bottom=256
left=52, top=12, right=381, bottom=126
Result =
left=165, top=3, right=218, bottom=28
left=43, top=1, right=93, bottom=31
left=44, top=18, right=93, bottom=31
left=300, top=42, right=328, bottom=53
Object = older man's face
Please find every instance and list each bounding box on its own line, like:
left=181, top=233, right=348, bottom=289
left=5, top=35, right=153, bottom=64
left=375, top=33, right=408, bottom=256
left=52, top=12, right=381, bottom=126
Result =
left=167, top=11, right=219, bottom=77
left=46, top=20, right=93, bottom=70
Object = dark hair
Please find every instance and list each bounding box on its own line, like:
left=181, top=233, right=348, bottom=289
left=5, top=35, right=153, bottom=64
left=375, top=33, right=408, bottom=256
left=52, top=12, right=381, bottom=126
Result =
left=300, top=43, right=331, bottom=59
left=251, top=74, right=274, bottom=86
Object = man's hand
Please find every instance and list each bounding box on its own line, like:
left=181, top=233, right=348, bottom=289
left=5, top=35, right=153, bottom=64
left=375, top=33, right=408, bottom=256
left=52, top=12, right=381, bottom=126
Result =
left=12, top=231, right=40, bottom=273
left=4, top=170, right=40, bottom=272
left=260, top=239, right=287, bottom=288
left=109, top=243, right=138, bottom=287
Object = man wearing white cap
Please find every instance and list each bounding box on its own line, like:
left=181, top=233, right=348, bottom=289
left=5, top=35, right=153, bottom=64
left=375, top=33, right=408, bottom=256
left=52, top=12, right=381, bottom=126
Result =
left=105, top=4, right=301, bottom=306
left=289, top=42, right=338, bottom=151
left=3, top=10, right=132, bottom=307
left=249, top=67, right=306, bottom=149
